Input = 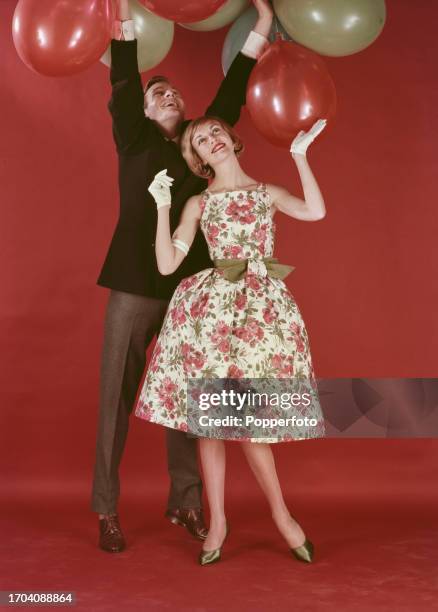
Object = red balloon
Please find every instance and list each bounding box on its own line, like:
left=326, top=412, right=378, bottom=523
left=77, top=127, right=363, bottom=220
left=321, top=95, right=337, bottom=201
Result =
left=12, top=0, right=114, bottom=77
left=140, top=0, right=227, bottom=23
left=246, top=39, right=337, bottom=148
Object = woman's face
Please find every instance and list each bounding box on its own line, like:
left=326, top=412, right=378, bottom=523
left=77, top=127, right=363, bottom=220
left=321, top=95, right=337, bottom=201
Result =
left=192, top=121, right=235, bottom=169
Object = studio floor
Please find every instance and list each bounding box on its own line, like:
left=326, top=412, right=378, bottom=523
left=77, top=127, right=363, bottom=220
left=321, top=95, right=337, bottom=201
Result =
left=2, top=440, right=438, bottom=611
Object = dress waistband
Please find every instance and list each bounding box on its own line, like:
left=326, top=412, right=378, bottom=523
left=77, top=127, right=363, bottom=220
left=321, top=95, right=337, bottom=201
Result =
left=213, top=257, right=294, bottom=282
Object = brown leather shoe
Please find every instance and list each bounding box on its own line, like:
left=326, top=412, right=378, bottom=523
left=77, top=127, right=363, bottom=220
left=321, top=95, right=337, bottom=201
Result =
left=165, top=508, right=208, bottom=541
left=99, top=514, right=126, bottom=553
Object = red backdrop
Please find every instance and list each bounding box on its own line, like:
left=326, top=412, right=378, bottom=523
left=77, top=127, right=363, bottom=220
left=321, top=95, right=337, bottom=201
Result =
left=1, top=0, right=437, bottom=502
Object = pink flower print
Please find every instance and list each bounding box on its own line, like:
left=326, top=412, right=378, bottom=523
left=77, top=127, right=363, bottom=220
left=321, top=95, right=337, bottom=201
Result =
left=179, top=275, right=198, bottom=292
left=162, top=396, right=175, bottom=410
left=251, top=224, right=269, bottom=256
left=158, top=376, right=178, bottom=411
left=233, top=317, right=264, bottom=347
left=271, top=354, right=283, bottom=370
left=225, top=200, right=240, bottom=222
left=247, top=318, right=264, bottom=346
left=143, top=404, right=154, bottom=419
left=181, top=343, right=206, bottom=374
left=217, top=339, right=230, bottom=354
left=290, top=322, right=301, bottom=336
left=215, top=321, right=230, bottom=338
left=251, top=224, right=268, bottom=244
left=289, top=321, right=305, bottom=352
left=262, top=300, right=277, bottom=324
left=234, top=327, right=251, bottom=343
left=234, top=292, right=247, bottom=310
left=162, top=377, right=177, bottom=395
left=227, top=364, right=244, bottom=378
left=241, top=212, right=257, bottom=224
left=150, top=342, right=162, bottom=373
left=223, top=244, right=243, bottom=259
left=207, top=224, right=220, bottom=246
left=209, top=322, right=231, bottom=352
left=136, top=398, right=152, bottom=419
left=296, top=336, right=305, bottom=353
left=271, top=354, right=294, bottom=377
left=246, top=275, right=261, bottom=291
left=193, top=354, right=206, bottom=368
left=225, top=200, right=256, bottom=225
left=170, top=304, right=186, bottom=326
left=190, top=293, right=209, bottom=319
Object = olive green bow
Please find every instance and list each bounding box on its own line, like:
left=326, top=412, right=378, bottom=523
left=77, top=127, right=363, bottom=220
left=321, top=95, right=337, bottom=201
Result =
left=213, top=256, right=294, bottom=282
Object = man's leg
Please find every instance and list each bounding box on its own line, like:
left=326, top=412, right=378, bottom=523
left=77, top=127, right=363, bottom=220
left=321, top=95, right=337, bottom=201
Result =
left=151, top=299, right=206, bottom=540
left=165, top=429, right=207, bottom=540
left=166, top=428, right=203, bottom=510
left=91, top=290, right=168, bottom=551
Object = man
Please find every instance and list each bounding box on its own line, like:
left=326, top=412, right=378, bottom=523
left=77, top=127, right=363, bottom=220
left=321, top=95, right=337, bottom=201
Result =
left=92, top=0, right=273, bottom=553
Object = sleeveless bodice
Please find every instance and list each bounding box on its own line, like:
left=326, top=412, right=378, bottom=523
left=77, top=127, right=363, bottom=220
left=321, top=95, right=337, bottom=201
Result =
left=199, top=185, right=275, bottom=261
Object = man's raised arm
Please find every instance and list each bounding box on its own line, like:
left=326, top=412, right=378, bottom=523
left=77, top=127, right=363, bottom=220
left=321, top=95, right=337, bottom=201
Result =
left=205, top=0, right=273, bottom=126
left=108, top=0, right=154, bottom=154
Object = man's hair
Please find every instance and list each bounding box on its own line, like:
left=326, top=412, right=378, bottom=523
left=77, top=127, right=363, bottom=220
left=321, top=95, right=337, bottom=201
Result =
left=181, top=116, right=244, bottom=179
left=143, top=75, right=170, bottom=97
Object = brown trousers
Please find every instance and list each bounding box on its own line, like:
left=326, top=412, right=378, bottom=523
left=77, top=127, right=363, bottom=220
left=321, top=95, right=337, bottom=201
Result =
left=91, top=290, right=202, bottom=514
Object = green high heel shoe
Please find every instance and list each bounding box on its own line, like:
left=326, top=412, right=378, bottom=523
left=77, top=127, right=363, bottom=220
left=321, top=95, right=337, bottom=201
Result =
left=198, top=524, right=229, bottom=566
left=291, top=538, right=314, bottom=563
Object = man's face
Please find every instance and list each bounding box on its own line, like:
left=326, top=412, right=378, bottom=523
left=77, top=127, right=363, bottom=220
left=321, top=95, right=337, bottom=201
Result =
left=144, top=81, right=185, bottom=125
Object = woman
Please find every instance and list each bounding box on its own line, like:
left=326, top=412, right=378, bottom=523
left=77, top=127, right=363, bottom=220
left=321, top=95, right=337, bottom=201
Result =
left=135, top=116, right=327, bottom=565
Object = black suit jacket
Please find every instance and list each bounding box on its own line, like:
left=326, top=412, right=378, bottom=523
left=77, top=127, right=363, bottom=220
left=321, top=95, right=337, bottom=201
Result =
left=97, top=39, right=256, bottom=299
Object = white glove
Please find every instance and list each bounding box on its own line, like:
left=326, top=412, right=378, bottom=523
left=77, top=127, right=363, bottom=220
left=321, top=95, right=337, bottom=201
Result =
left=290, top=119, right=327, bottom=156
left=148, top=169, right=174, bottom=209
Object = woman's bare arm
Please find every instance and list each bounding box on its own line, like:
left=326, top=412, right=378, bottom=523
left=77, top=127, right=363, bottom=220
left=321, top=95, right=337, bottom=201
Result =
left=268, top=120, right=327, bottom=221
left=155, top=195, right=202, bottom=275
left=268, top=154, right=326, bottom=221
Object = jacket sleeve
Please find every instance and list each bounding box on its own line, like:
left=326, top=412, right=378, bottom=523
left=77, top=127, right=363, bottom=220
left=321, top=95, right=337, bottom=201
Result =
left=204, top=52, right=257, bottom=127
left=108, top=39, right=155, bottom=154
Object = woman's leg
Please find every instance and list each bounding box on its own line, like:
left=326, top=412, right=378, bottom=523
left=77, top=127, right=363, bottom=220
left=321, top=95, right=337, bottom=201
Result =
left=240, top=442, right=306, bottom=548
left=199, top=438, right=227, bottom=550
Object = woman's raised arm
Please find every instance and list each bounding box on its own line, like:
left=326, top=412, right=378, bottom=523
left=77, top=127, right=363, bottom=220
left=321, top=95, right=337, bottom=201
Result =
left=269, top=119, right=327, bottom=222
left=148, top=171, right=202, bottom=275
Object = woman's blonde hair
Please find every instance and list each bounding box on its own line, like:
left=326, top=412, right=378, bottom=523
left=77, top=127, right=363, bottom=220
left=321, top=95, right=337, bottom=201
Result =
left=181, top=116, right=244, bottom=179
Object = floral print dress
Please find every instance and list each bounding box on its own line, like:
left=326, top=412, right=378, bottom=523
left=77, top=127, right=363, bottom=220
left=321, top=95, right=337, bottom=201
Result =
left=135, top=184, right=325, bottom=442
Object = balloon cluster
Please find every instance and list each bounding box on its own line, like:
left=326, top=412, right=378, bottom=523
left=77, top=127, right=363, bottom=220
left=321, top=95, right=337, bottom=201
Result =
left=11, top=0, right=233, bottom=76
left=223, top=0, right=385, bottom=147
left=12, top=0, right=386, bottom=147
left=12, top=0, right=114, bottom=76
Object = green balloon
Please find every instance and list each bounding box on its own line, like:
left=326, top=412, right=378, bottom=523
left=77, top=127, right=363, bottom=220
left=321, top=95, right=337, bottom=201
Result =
left=222, top=5, right=292, bottom=75
left=180, top=0, right=249, bottom=32
left=273, top=0, right=386, bottom=57
left=100, top=0, right=174, bottom=72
